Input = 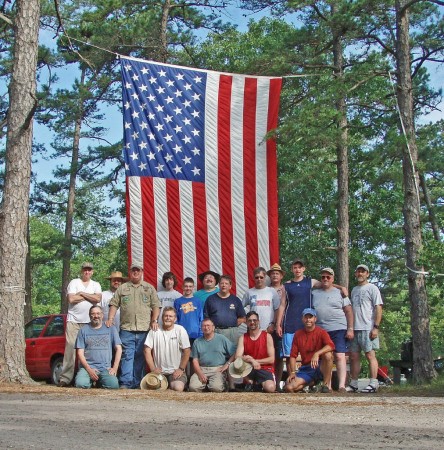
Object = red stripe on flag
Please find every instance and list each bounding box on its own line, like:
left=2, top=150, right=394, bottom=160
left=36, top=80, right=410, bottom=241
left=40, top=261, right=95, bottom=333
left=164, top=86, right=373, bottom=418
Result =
left=141, top=177, right=157, bottom=286
left=193, top=182, right=209, bottom=287
left=243, top=78, right=259, bottom=288
left=266, top=78, right=282, bottom=264
left=166, top=179, right=184, bottom=282
left=218, top=75, right=235, bottom=282
left=125, top=178, right=132, bottom=272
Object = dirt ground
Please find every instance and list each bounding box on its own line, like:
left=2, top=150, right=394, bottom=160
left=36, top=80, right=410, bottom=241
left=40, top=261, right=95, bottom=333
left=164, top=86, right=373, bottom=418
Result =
left=0, top=383, right=443, bottom=449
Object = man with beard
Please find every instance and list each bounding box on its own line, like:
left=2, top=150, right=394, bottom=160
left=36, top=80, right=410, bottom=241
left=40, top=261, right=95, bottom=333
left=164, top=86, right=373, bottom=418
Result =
left=194, top=270, right=220, bottom=306
left=75, top=305, right=122, bottom=389
left=233, top=311, right=276, bottom=393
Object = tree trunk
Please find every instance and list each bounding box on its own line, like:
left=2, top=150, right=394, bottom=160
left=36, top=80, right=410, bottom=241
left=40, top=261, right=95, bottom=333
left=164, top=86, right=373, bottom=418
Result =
left=395, top=0, right=436, bottom=383
left=60, top=69, right=85, bottom=313
left=332, top=4, right=349, bottom=289
left=0, top=0, right=40, bottom=383
left=24, top=222, right=33, bottom=323
left=160, top=0, right=171, bottom=63
left=418, top=172, right=440, bottom=241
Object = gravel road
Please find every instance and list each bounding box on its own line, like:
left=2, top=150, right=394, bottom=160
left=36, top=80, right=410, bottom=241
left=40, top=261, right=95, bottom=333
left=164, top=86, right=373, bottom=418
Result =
left=0, top=384, right=443, bottom=449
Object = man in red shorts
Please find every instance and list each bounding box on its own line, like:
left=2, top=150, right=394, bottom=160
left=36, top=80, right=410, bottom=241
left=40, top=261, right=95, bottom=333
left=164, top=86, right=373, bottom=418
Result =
left=285, top=308, right=334, bottom=393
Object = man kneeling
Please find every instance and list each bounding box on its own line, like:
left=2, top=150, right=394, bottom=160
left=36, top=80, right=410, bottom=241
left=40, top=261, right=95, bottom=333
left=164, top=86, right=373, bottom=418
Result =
left=285, top=308, right=334, bottom=393
left=75, top=305, right=122, bottom=389
left=144, top=307, right=191, bottom=391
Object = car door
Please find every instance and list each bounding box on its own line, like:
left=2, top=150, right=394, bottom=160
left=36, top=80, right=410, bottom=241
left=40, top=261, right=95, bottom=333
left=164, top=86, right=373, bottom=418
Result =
left=25, top=316, right=51, bottom=377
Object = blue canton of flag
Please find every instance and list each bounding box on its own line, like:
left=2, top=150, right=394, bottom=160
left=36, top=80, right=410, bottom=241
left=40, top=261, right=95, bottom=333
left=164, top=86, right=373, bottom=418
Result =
left=122, top=58, right=207, bottom=183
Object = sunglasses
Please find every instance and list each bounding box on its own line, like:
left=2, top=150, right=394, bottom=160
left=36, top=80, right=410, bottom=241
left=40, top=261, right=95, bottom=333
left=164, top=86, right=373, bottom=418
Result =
left=321, top=275, right=332, bottom=280
left=254, top=276, right=264, bottom=279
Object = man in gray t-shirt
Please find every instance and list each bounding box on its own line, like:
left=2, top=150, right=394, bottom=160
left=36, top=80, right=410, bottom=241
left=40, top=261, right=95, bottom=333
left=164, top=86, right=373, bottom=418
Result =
left=346, top=264, right=383, bottom=394
left=312, top=267, right=353, bottom=392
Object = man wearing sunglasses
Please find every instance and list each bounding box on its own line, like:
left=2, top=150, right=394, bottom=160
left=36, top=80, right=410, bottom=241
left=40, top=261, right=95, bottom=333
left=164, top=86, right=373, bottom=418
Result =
left=234, top=311, right=276, bottom=393
left=242, top=267, right=281, bottom=334
left=312, top=267, right=353, bottom=393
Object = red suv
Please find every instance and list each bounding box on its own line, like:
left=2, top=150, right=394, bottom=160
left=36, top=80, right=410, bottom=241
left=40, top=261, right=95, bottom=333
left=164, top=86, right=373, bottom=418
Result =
left=25, top=314, right=66, bottom=384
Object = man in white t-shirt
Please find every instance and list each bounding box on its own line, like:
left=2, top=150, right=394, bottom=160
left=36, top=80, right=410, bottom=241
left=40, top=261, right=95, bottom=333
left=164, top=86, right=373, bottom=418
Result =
left=144, top=306, right=191, bottom=391
left=58, top=262, right=102, bottom=387
left=242, top=267, right=280, bottom=333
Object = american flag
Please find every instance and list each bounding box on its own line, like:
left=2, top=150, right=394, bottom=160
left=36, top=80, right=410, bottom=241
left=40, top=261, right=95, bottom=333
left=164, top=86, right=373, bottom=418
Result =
left=121, top=56, right=282, bottom=297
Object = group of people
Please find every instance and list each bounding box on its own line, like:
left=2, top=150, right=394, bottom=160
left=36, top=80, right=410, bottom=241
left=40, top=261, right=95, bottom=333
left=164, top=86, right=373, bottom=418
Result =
left=57, top=258, right=383, bottom=394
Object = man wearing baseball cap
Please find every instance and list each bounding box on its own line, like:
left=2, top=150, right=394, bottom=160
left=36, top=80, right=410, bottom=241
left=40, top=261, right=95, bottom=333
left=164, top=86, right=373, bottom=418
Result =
left=107, top=262, right=160, bottom=389
left=285, top=308, right=335, bottom=393
left=58, top=262, right=102, bottom=387
left=346, top=264, right=383, bottom=393
left=100, top=271, right=127, bottom=330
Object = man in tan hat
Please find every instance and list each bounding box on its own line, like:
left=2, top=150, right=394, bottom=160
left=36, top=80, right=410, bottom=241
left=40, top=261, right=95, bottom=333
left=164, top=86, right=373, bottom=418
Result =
left=234, top=311, right=276, bottom=393
left=58, top=262, right=102, bottom=387
left=100, top=271, right=127, bottom=329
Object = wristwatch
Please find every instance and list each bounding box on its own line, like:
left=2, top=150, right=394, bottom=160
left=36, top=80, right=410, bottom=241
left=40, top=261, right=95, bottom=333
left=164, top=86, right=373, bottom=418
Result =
left=373, top=324, right=380, bottom=329
left=179, top=367, right=185, bottom=372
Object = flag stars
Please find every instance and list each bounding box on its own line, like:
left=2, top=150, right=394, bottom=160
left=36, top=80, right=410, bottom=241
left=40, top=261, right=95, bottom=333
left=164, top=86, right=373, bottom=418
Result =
left=183, top=100, right=191, bottom=108
left=124, top=101, right=131, bottom=109
left=155, top=104, right=164, bottom=112
left=158, top=69, right=167, bottom=77
left=191, top=167, right=201, bottom=176
left=192, top=93, right=201, bottom=101
left=130, top=152, right=139, bottom=161
left=141, top=67, right=149, bottom=75
left=149, top=76, right=157, bottom=84
left=176, top=73, right=184, bottom=80
left=182, top=156, right=191, bottom=165
left=193, top=75, right=202, bottom=83
left=156, top=143, right=164, bottom=152
left=148, top=132, right=155, bottom=140
left=139, top=84, right=148, bottom=92
left=191, top=129, right=200, bottom=136
left=165, top=96, right=174, bottom=104
left=164, top=115, right=173, bottom=123
left=156, top=163, right=164, bottom=172
left=156, top=86, right=165, bottom=94
left=131, top=111, right=140, bottom=119
left=131, top=92, right=139, bottom=100
left=166, top=79, right=175, bottom=87
left=173, top=106, right=182, bottom=115
left=174, top=89, right=183, bottom=98
left=173, top=144, right=182, bottom=153
left=132, top=74, right=139, bottom=81
left=165, top=154, right=173, bottom=163
left=138, top=162, right=147, bottom=170
left=183, top=118, right=191, bottom=126
left=148, top=112, right=155, bottom=120
left=125, top=82, right=132, bottom=89
left=124, top=122, right=132, bottom=129
left=164, top=134, right=173, bottom=142
left=155, top=123, right=164, bottom=132
left=191, top=147, right=200, bottom=156
left=184, top=83, right=192, bottom=90
left=124, top=64, right=132, bottom=71
left=191, top=110, right=200, bottom=118
left=174, top=125, right=183, bottom=133
left=148, top=94, right=156, bottom=102
left=173, top=165, right=183, bottom=174
left=139, top=141, right=148, bottom=149
left=131, top=131, right=139, bottom=139
left=147, top=151, right=155, bottom=160
left=140, top=122, right=148, bottom=130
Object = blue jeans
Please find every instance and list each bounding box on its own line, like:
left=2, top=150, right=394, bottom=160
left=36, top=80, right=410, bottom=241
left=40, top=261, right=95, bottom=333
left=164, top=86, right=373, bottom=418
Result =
left=75, top=367, right=119, bottom=389
left=119, top=330, right=148, bottom=388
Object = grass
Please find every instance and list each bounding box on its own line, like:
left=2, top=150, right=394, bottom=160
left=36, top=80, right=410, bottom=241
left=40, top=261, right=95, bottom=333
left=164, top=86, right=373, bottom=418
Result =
left=385, top=372, right=444, bottom=396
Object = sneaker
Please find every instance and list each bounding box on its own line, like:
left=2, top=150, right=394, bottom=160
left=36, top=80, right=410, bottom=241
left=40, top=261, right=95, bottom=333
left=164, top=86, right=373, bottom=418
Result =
left=57, top=381, right=69, bottom=387
left=337, top=387, right=347, bottom=394
left=345, top=384, right=359, bottom=393
left=320, top=385, right=332, bottom=393
left=360, top=384, right=377, bottom=393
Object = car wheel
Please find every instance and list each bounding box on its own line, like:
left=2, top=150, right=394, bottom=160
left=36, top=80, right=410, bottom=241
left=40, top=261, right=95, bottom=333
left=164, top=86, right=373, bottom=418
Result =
left=50, top=356, right=64, bottom=385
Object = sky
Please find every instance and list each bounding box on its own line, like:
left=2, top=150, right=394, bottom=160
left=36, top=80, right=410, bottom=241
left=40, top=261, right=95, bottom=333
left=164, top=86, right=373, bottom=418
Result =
left=2, top=5, right=443, bottom=199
